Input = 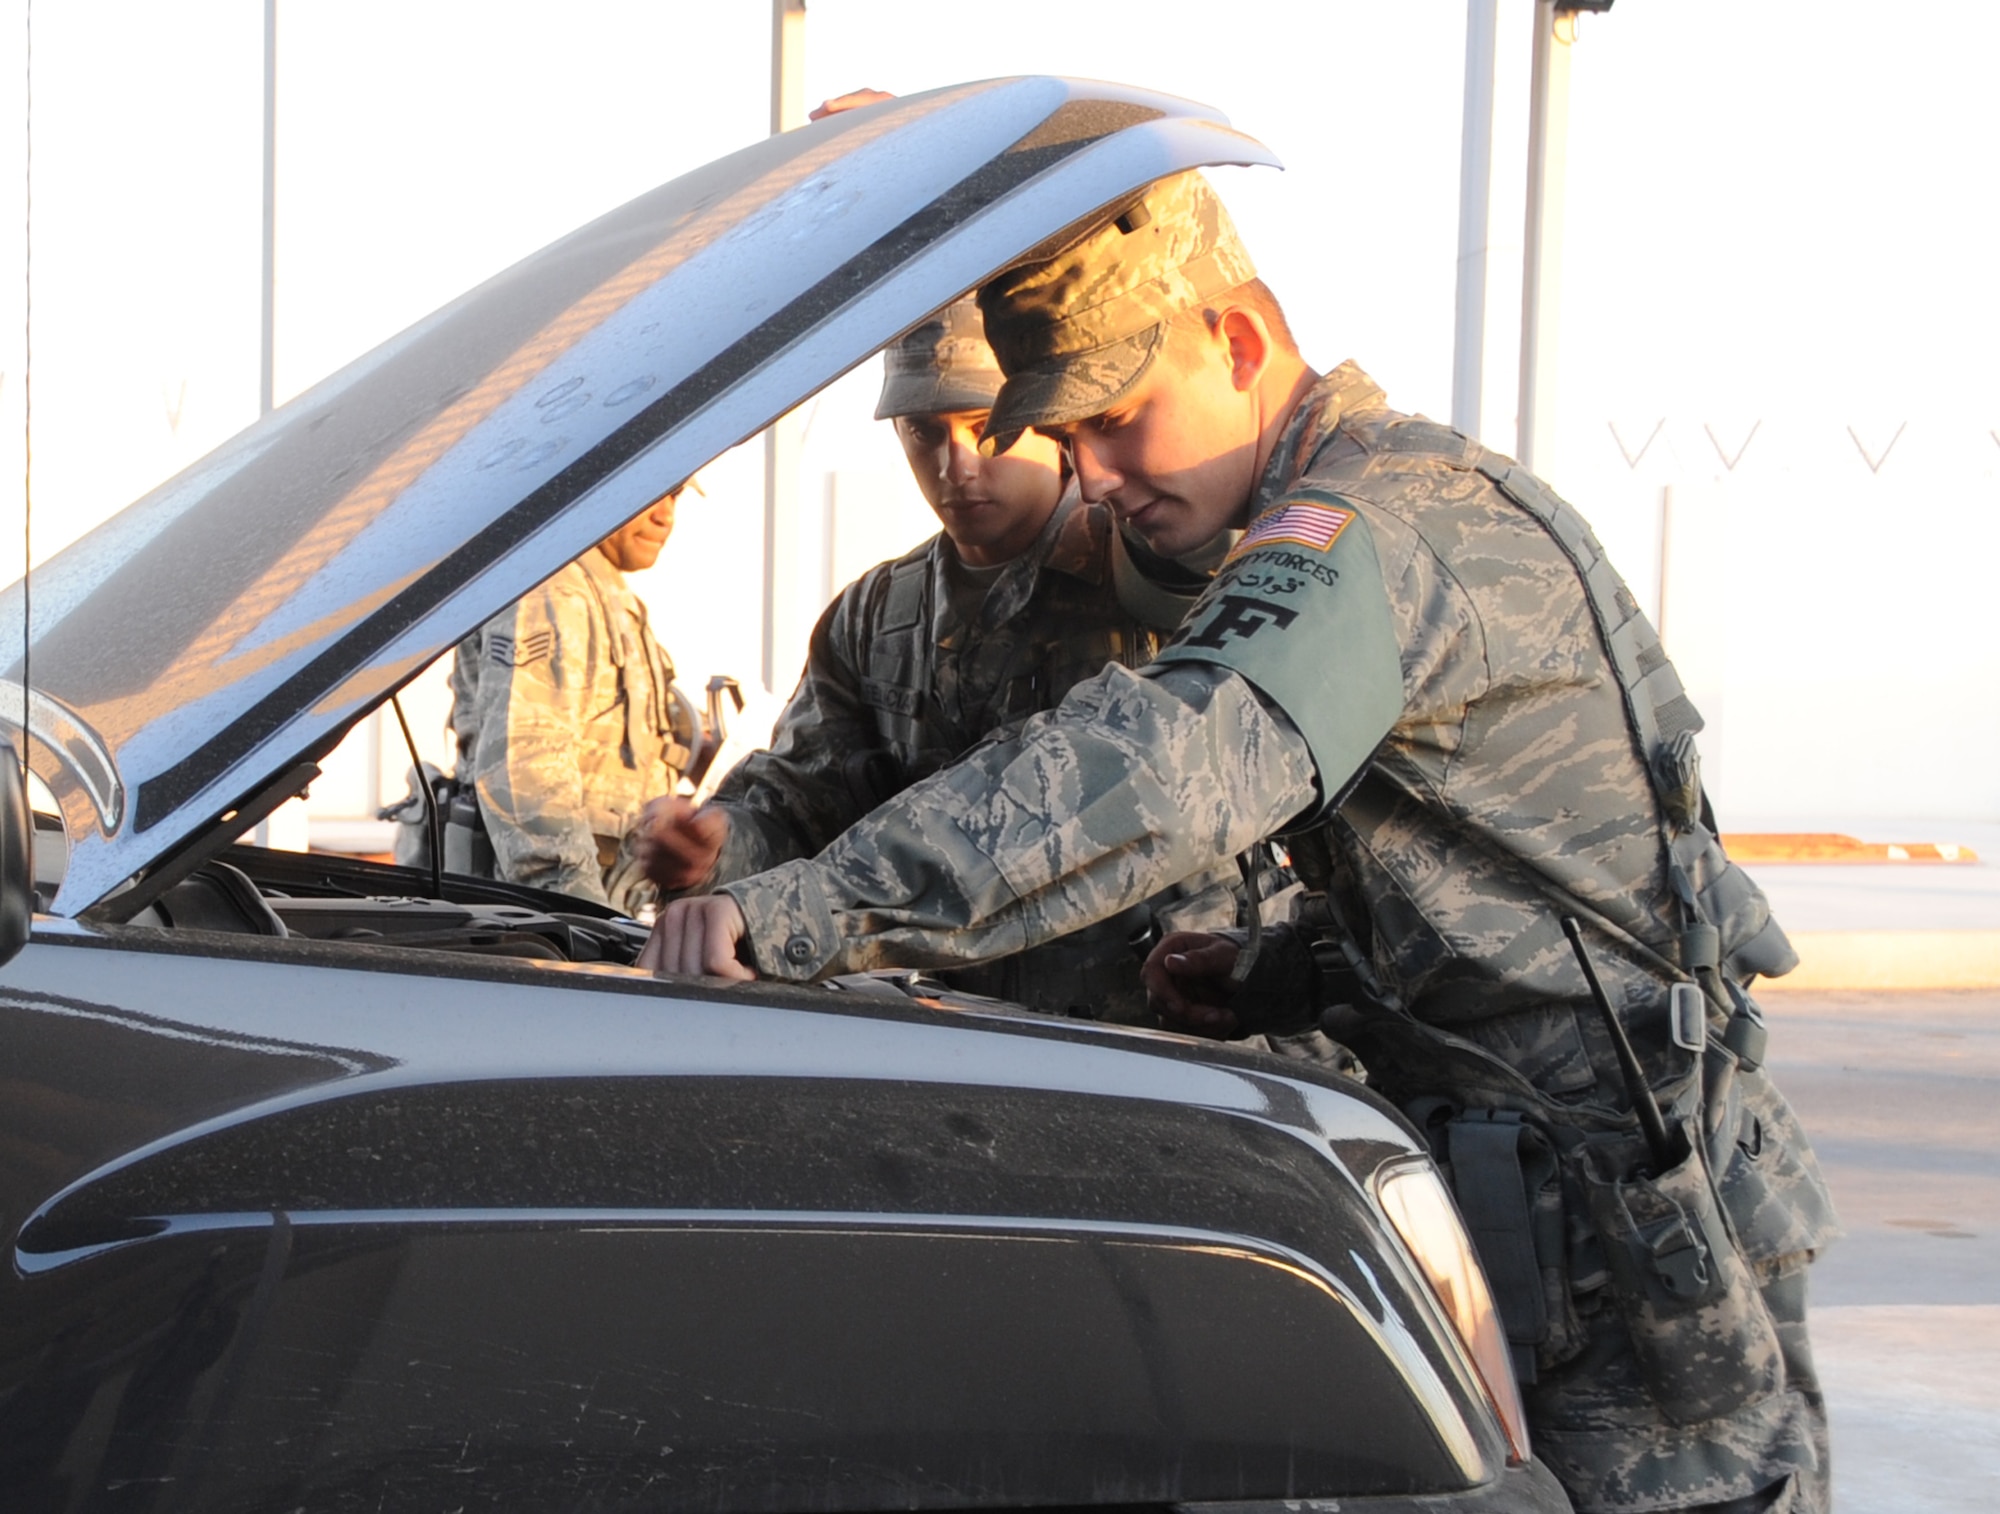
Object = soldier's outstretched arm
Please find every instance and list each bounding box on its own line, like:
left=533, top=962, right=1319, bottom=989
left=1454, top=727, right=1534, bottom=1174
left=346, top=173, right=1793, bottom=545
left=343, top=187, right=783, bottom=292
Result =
left=470, top=578, right=607, bottom=902
left=710, top=660, right=1323, bottom=982
left=696, top=579, right=907, bottom=887
left=688, top=496, right=1409, bottom=984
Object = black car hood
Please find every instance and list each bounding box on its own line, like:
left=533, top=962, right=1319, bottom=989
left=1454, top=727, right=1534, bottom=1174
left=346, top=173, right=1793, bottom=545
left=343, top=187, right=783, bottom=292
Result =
left=0, top=78, right=1277, bottom=917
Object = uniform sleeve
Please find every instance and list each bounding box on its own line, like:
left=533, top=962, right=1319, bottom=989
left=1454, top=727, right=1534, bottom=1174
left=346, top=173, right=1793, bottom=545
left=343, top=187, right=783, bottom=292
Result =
left=694, top=582, right=892, bottom=887
left=466, top=578, right=608, bottom=903
left=719, top=659, right=1320, bottom=981
left=1149, top=492, right=1404, bottom=808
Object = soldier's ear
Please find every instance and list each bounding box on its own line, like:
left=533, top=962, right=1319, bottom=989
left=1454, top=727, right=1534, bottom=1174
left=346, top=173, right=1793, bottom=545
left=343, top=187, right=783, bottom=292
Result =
left=1216, top=306, right=1273, bottom=394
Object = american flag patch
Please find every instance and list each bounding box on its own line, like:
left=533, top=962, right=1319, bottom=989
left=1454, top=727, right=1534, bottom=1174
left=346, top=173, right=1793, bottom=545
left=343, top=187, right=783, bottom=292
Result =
left=1229, top=500, right=1355, bottom=559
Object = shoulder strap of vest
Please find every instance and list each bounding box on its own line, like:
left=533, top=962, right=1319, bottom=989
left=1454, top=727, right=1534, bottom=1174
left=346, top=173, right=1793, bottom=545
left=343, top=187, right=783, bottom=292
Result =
left=879, top=542, right=932, bottom=633
left=859, top=543, right=938, bottom=738
left=1322, top=364, right=1387, bottom=420
left=569, top=556, right=625, bottom=667
left=1472, top=453, right=1703, bottom=792
left=1371, top=417, right=1481, bottom=464
left=1472, top=453, right=1797, bottom=991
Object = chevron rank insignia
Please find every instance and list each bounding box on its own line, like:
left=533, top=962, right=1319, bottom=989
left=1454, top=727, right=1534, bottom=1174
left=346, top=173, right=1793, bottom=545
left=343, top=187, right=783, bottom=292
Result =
left=489, top=629, right=556, bottom=667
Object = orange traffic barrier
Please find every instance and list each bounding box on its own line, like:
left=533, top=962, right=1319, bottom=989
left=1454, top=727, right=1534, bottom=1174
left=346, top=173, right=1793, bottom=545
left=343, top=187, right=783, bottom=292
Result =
left=1721, top=833, right=1979, bottom=865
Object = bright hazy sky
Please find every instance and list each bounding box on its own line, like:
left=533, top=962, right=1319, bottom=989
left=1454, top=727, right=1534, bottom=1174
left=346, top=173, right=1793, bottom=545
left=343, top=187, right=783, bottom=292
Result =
left=0, top=1, right=1993, bottom=824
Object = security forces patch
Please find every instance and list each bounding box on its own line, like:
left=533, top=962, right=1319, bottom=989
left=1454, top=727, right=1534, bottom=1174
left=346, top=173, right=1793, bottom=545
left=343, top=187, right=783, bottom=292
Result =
left=1152, top=489, right=1404, bottom=813
left=1179, top=595, right=1299, bottom=648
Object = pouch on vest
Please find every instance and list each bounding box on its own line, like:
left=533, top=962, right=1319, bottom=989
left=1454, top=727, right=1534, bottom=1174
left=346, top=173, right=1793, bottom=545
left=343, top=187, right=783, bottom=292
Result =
left=1579, top=1121, right=1785, bottom=1424
left=1423, top=1106, right=1583, bottom=1383
left=1704, top=1039, right=1843, bottom=1265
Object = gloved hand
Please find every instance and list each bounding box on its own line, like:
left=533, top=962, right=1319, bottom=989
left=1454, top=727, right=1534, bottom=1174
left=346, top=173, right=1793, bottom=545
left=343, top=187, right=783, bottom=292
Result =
left=633, top=794, right=730, bottom=894
left=1141, top=931, right=1242, bottom=1037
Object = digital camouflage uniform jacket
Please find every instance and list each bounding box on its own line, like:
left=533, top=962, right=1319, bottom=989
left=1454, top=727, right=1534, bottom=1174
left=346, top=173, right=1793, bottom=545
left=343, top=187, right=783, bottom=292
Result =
left=451, top=547, right=690, bottom=911
left=698, top=488, right=1234, bottom=1021
left=719, top=366, right=1836, bottom=1513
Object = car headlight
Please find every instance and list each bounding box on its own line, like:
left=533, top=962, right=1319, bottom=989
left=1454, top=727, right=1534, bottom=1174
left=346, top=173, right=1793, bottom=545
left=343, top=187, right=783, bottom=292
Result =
left=1375, top=1159, right=1531, bottom=1466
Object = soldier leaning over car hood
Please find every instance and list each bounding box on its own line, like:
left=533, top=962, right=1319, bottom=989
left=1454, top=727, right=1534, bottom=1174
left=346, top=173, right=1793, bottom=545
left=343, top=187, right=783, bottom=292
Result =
left=643, top=170, right=1838, bottom=1514
left=634, top=297, right=1238, bottom=1023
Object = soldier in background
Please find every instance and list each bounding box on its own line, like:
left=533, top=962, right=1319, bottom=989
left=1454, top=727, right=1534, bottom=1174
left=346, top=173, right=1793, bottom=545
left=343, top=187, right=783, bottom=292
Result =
left=635, top=298, right=1234, bottom=1021
left=445, top=484, right=700, bottom=913
left=643, top=173, right=1836, bottom=1513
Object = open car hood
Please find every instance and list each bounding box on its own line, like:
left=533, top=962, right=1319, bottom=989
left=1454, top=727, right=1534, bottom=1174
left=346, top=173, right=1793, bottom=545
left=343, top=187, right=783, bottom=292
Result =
left=0, top=78, right=1277, bottom=918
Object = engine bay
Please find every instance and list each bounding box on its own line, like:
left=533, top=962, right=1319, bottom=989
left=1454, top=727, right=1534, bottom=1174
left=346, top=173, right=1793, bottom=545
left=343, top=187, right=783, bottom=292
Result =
left=109, top=842, right=653, bottom=968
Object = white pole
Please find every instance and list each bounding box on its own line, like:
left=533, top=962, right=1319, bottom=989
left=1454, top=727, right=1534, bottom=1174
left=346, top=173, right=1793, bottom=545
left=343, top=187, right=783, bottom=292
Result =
left=1517, top=0, right=1573, bottom=473
left=770, top=0, right=806, bottom=136
left=259, top=0, right=277, bottom=418
left=1451, top=0, right=1499, bottom=439
left=256, top=0, right=278, bottom=849
left=760, top=0, right=808, bottom=694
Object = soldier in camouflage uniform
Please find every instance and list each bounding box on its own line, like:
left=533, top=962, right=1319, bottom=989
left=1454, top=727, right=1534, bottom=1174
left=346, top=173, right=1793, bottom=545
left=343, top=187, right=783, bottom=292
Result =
left=643, top=173, right=1837, bottom=1513
left=637, top=299, right=1233, bottom=1020
left=450, top=486, right=699, bottom=914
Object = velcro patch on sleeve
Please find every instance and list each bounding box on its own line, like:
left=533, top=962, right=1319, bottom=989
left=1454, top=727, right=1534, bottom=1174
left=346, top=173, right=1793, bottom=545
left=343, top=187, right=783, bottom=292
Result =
left=1227, top=499, right=1355, bottom=559
left=488, top=628, right=556, bottom=668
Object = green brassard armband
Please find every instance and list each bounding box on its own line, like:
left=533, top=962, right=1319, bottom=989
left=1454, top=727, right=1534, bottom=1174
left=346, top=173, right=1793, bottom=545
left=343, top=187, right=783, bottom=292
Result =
left=1150, top=489, right=1404, bottom=816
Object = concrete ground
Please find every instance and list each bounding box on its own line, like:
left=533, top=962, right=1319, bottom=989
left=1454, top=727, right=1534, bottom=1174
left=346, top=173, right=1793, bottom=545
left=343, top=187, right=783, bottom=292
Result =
left=1762, top=989, right=2000, bottom=1510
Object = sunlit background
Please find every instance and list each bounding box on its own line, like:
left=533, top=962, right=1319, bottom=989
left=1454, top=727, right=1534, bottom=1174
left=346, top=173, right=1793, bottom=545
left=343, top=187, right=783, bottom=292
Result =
left=0, top=0, right=1992, bottom=850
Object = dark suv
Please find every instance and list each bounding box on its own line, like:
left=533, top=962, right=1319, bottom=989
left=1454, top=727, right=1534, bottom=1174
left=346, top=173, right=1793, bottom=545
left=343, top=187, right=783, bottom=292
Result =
left=0, top=78, right=1568, bottom=1513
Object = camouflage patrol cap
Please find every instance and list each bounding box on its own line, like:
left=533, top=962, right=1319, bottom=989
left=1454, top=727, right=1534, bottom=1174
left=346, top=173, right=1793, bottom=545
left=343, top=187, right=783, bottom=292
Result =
left=874, top=296, right=1006, bottom=420
left=976, top=170, right=1256, bottom=455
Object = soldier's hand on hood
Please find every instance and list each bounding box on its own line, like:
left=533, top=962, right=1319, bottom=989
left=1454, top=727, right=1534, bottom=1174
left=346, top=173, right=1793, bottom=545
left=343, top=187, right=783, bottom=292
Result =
left=640, top=896, right=755, bottom=982
left=634, top=795, right=730, bottom=894
left=1142, top=931, right=1242, bottom=1037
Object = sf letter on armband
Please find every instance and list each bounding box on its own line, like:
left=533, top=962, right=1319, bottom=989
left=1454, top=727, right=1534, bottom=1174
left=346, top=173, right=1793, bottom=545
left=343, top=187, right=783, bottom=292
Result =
left=1181, top=594, right=1301, bottom=649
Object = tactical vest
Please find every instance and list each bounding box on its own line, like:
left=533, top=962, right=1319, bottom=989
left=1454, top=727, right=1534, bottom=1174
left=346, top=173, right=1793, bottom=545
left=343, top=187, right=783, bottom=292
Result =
left=573, top=560, right=699, bottom=787
left=853, top=537, right=1162, bottom=806
left=1274, top=409, right=1833, bottom=1406
left=1466, top=448, right=1794, bottom=990
left=1279, top=400, right=1794, bottom=1007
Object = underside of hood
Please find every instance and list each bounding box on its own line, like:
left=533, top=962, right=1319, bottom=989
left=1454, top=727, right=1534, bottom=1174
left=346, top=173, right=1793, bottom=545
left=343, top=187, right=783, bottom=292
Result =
left=0, top=76, right=1278, bottom=918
